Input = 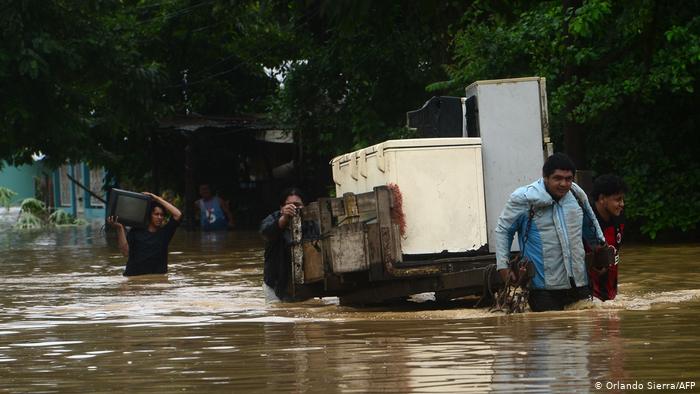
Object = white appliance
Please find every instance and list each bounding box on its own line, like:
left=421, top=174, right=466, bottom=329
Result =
left=465, top=77, right=550, bottom=252
left=331, top=138, right=487, bottom=256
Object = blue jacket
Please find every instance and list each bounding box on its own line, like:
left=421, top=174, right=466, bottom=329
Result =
left=494, top=179, right=605, bottom=290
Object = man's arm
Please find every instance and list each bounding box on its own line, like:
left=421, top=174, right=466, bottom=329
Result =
left=107, top=216, right=129, bottom=256
left=494, top=191, right=529, bottom=282
left=571, top=183, right=605, bottom=245
left=260, top=204, right=298, bottom=240
left=260, top=212, right=282, bottom=241
left=144, top=192, right=182, bottom=221
left=277, top=203, right=297, bottom=229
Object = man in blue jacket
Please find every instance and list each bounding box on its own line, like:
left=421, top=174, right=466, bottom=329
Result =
left=494, top=153, right=605, bottom=311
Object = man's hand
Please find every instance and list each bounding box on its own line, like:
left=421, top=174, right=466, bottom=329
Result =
left=142, top=191, right=182, bottom=221
left=108, top=215, right=129, bottom=256
left=280, top=203, right=298, bottom=218
left=591, top=265, right=608, bottom=274
left=498, top=268, right=517, bottom=284
left=593, top=243, right=616, bottom=268
left=107, top=216, right=124, bottom=230
left=277, top=203, right=299, bottom=230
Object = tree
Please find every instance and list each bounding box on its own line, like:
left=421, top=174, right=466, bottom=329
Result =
left=269, top=0, right=471, bottom=196
left=434, top=0, right=700, bottom=238
left=0, top=0, right=287, bottom=181
left=0, top=1, right=167, bottom=170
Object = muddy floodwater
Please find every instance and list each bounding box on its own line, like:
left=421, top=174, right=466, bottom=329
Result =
left=1, top=218, right=699, bottom=393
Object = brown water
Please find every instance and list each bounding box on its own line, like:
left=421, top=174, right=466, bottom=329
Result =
left=1, top=221, right=699, bottom=393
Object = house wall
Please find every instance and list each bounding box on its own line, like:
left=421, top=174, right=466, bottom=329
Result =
left=52, top=163, right=106, bottom=221
left=82, top=165, right=107, bottom=221
left=0, top=162, right=43, bottom=205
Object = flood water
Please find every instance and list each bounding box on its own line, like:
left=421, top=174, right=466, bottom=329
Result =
left=1, top=217, right=699, bottom=393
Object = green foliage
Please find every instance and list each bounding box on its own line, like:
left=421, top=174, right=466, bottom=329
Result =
left=15, top=211, right=43, bottom=230
left=438, top=0, right=700, bottom=238
left=13, top=198, right=87, bottom=229
left=48, top=209, right=85, bottom=226
left=0, top=1, right=166, bottom=171
left=160, top=190, right=182, bottom=210
left=15, top=198, right=47, bottom=230
left=1, top=0, right=698, bottom=238
left=19, top=198, right=46, bottom=217
left=0, top=187, right=17, bottom=210
left=587, top=93, right=700, bottom=238
left=272, top=1, right=467, bottom=157
left=0, top=0, right=283, bottom=184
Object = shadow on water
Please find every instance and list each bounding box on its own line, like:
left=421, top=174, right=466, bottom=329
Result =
left=0, top=220, right=699, bottom=392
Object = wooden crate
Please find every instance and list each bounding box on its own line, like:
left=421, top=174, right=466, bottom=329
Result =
left=291, top=186, right=401, bottom=285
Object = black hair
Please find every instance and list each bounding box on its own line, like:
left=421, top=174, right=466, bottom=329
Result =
left=199, top=183, right=214, bottom=192
left=279, top=187, right=304, bottom=206
left=150, top=201, right=165, bottom=215
left=542, top=152, right=577, bottom=177
left=592, top=174, right=627, bottom=201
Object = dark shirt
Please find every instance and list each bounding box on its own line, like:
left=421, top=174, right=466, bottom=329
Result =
left=593, top=206, right=624, bottom=250
left=589, top=204, right=625, bottom=301
left=124, top=218, right=180, bottom=276
left=260, top=211, right=293, bottom=299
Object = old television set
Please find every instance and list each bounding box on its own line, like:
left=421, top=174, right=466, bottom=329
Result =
left=107, top=188, right=152, bottom=228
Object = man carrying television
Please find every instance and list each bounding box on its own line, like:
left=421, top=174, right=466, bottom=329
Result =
left=107, top=192, right=182, bottom=276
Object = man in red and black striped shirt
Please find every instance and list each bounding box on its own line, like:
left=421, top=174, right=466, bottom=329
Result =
left=589, top=174, right=627, bottom=301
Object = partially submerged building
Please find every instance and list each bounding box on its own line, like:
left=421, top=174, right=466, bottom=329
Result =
left=0, top=160, right=107, bottom=221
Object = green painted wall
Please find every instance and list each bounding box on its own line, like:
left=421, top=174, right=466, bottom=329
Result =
left=0, top=162, right=43, bottom=206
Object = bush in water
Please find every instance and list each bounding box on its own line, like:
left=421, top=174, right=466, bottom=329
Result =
left=0, top=187, right=17, bottom=211
left=13, top=198, right=87, bottom=230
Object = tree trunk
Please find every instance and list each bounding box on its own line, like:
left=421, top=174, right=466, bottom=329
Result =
left=183, top=136, right=196, bottom=231
left=561, top=0, right=586, bottom=169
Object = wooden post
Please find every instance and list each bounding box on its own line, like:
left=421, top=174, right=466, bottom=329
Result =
left=375, top=186, right=395, bottom=275
left=318, top=197, right=333, bottom=276
left=343, top=192, right=359, bottom=223
left=183, top=135, right=196, bottom=231
left=367, top=222, right=383, bottom=281
left=561, top=0, right=587, bottom=169
left=151, top=131, right=160, bottom=195
left=291, top=214, right=304, bottom=285
left=46, top=173, right=54, bottom=211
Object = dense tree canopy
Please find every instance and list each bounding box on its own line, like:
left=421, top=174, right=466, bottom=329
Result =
left=431, top=0, right=700, bottom=238
left=1, top=0, right=698, bottom=238
left=0, top=0, right=284, bottom=175
left=273, top=0, right=467, bottom=151
left=0, top=1, right=163, bottom=169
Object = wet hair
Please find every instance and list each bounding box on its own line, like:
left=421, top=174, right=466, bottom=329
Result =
left=592, top=174, right=627, bottom=201
left=543, top=152, right=576, bottom=177
left=150, top=201, right=165, bottom=216
left=279, top=187, right=304, bottom=206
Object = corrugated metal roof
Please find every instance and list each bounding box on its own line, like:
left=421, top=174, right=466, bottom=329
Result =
left=157, top=114, right=277, bottom=133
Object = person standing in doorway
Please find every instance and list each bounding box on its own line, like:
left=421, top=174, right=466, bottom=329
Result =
left=588, top=174, right=627, bottom=301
